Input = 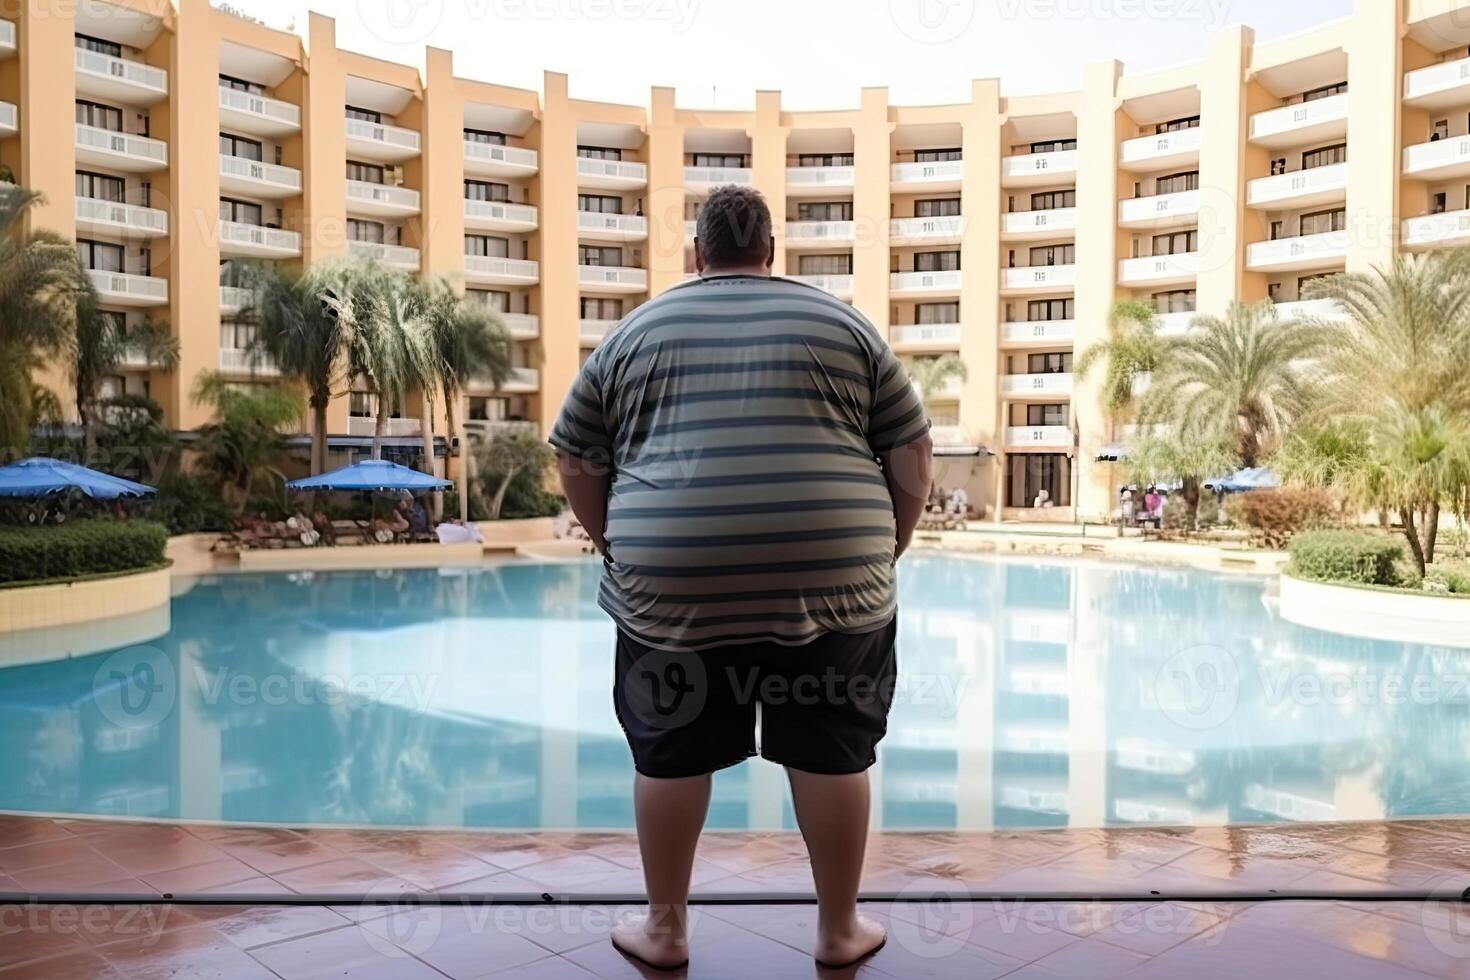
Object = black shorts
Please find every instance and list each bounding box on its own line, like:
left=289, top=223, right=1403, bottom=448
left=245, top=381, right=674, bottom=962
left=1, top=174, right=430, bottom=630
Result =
left=612, top=618, right=898, bottom=779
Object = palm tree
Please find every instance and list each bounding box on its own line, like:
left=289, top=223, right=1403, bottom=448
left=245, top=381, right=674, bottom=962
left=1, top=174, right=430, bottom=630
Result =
left=1140, top=300, right=1326, bottom=468
left=473, top=428, right=553, bottom=520
left=1127, top=426, right=1236, bottom=530
left=190, top=371, right=303, bottom=514
left=0, top=187, right=89, bottom=455
left=72, top=286, right=178, bottom=460
left=903, top=354, right=968, bottom=409
left=1076, top=298, right=1165, bottom=424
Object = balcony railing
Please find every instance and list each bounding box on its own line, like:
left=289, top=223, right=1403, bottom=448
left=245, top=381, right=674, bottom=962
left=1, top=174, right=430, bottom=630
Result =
left=218, top=220, right=302, bottom=255
left=87, top=269, right=167, bottom=304
left=1154, top=310, right=1197, bottom=336
left=890, top=270, right=962, bottom=293
left=1007, top=426, right=1072, bottom=449
left=1118, top=190, right=1200, bottom=227
left=576, top=211, right=648, bottom=237
left=0, top=101, right=15, bottom=135
left=345, top=117, right=421, bottom=154
left=786, top=165, right=855, bottom=190
left=1001, top=208, right=1075, bottom=238
left=0, top=19, right=14, bottom=53
left=465, top=200, right=538, bottom=229
left=1248, top=93, right=1348, bottom=146
left=1404, top=209, right=1470, bottom=249
left=347, top=241, right=420, bottom=269
left=349, top=416, right=421, bottom=438
left=75, top=197, right=168, bottom=236
left=1001, top=265, right=1076, bottom=291
left=463, top=420, right=539, bottom=441
left=498, top=312, right=540, bottom=339
left=1404, top=55, right=1470, bottom=106
left=788, top=274, right=853, bottom=299
left=1002, top=320, right=1075, bottom=345
left=1119, top=127, right=1200, bottom=170
left=1000, top=149, right=1078, bottom=185
left=1118, top=252, right=1199, bottom=286
left=1246, top=230, right=1349, bottom=271
left=684, top=166, right=752, bottom=189
left=890, top=323, right=960, bottom=346
left=346, top=180, right=420, bottom=212
left=74, top=48, right=167, bottom=99
left=575, top=157, right=647, bottom=185
left=891, top=160, right=963, bottom=185
left=500, top=367, right=539, bottom=391
left=75, top=124, right=167, bottom=168
left=219, top=348, right=280, bottom=376
left=1001, top=372, right=1074, bottom=397
left=463, top=141, right=538, bottom=174
left=219, top=286, right=253, bottom=313
left=1246, top=162, right=1348, bottom=208
left=218, top=86, right=300, bottom=132
left=1403, top=135, right=1470, bottom=181
left=464, top=255, right=539, bottom=282
left=578, top=265, right=647, bottom=290
left=219, top=154, right=302, bottom=194
left=891, top=215, right=965, bottom=243
left=1273, top=299, right=1347, bottom=322
left=785, top=220, right=854, bottom=245
left=579, top=319, right=617, bottom=344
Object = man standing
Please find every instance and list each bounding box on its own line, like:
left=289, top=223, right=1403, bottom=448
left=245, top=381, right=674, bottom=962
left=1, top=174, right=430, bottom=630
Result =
left=551, top=185, right=932, bottom=970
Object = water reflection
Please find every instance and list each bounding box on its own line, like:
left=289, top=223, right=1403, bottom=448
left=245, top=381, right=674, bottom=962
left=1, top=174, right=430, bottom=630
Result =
left=1, top=554, right=1468, bottom=831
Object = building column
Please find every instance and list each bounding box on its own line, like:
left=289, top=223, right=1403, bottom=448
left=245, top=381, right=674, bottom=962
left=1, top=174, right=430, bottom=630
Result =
left=852, top=87, right=892, bottom=334
left=959, top=79, right=1003, bottom=514
left=645, top=86, right=685, bottom=296
left=415, top=47, right=463, bottom=286
left=1345, top=0, right=1409, bottom=272
left=749, top=90, right=787, bottom=276
left=536, top=71, right=579, bottom=427
left=1196, top=25, right=1259, bottom=316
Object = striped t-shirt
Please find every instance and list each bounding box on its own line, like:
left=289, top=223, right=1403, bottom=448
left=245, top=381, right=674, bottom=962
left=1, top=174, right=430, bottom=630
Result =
left=549, top=274, right=931, bottom=652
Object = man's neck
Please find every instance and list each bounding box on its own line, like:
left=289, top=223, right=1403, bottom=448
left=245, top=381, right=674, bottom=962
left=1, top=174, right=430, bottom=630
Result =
left=700, top=265, right=772, bottom=278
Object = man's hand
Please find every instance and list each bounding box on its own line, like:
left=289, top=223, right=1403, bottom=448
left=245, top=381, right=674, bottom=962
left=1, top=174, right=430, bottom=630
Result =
left=880, top=431, right=934, bottom=560
left=556, top=451, right=612, bottom=555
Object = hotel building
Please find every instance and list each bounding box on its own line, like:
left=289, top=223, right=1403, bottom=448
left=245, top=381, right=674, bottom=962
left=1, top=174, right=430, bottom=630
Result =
left=5, top=0, right=1470, bottom=519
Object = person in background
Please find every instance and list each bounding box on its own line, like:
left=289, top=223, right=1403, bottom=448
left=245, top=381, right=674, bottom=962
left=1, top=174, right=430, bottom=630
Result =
left=948, top=486, right=970, bottom=517
left=1144, top=487, right=1163, bottom=525
left=1033, top=488, right=1052, bottom=509
left=1120, top=488, right=1135, bottom=526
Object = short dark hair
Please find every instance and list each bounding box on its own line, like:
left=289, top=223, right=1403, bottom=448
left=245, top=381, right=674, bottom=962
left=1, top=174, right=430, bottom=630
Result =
left=695, top=185, right=772, bottom=269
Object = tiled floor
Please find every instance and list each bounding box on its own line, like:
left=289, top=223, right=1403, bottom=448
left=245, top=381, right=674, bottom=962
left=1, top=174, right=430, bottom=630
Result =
left=1, top=815, right=1469, bottom=977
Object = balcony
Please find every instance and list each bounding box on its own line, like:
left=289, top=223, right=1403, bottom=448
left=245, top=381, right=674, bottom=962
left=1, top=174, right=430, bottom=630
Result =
left=579, top=319, right=617, bottom=345
left=1001, top=319, right=1075, bottom=347
left=1246, top=230, right=1349, bottom=272
left=891, top=159, right=962, bottom=192
left=219, top=285, right=253, bottom=315
left=498, top=312, right=539, bottom=340
left=87, top=269, right=167, bottom=307
left=75, top=124, right=166, bottom=172
left=684, top=166, right=753, bottom=194
left=1000, top=149, right=1077, bottom=188
left=0, top=101, right=14, bottom=139
left=890, top=269, right=962, bottom=297
left=578, top=265, right=647, bottom=293
left=346, top=180, right=420, bottom=217
left=464, top=200, right=538, bottom=233
left=1119, top=252, right=1198, bottom=288
left=347, top=240, right=420, bottom=270
left=219, top=155, right=301, bottom=200
left=1007, top=426, right=1073, bottom=450
left=1002, top=372, right=1074, bottom=399
left=218, top=86, right=300, bottom=138
left=464, top=141, right=538, bottom=178
left=0, top=19, right=13, bottom=58
left=218, top=220, right=302, bottom=259
left=577, top=211, right=648, bottom=242
left=1404, top=55, right=1470, bottom=110
left=1246, top=162, right=1348, bottom=209
left=576, top=157, right=647, bottom=191
left=219, top=348, right=279, bottom=377
left=1000, top=208, right=1075, bottom=242
left=890, top=323, right=960, bottom=349
left=890, top=215, right=965, bottom=245
left=1404, top=209, right=1470, bottom=250
left=349, top=416, right=421, bottom=438
left=463, top=419, right=539, bottom=441
left=1154, top=310, right=1197, bottom=336
left=74, top=48, right=167, bottom=106
left=684, top=219, right=698, bottom=240
left=344, top=117, right=420, bottom=163
left=1274, top=298, right=1347, bottom=322
left=785, top=220, right=854, bottom=248
left=786, top=165, right=855, bottom=196
left=465, top=255, right=538, bottom=286
left=788, top=274, right=853, bottom=300
left=1403, top=135, right=1470, bottom=181
left=1247, top=93, right=1348, bottom=148
left=1118, top=190, right=1200, bottom=230
left=1119, top=127, right=1201, bottom=173
left=75, top=198, right=168, bottom=239
left=499, top=367, right=539, bottom=393
left=1000, top=264, right=1076, bottom=294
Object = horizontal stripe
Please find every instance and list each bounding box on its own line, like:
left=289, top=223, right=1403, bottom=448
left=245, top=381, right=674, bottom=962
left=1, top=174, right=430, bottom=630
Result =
left=606, top=580, right=891, bottom=606
left=609, top=525, right=894, bottom=549
left=611, top=471, right=888, bottom=494
left=609, top=553, right=893, bottom=579
left=626, top=443, right=875, bottom=466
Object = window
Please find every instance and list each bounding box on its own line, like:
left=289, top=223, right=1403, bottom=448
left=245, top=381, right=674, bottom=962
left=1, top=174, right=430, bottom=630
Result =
left=914, top=148, right=962, bottom=162
left=1299, top=273, right=1333, bottom=294
left=345, top=105, right=382, bottom=123
left=74, top=33, right=121, bottom=57
left=1153, top=289, right=1196, bottom=314
left=1027, top=298, right=1073, bottom=321
left=915, top=198, right=962, bottom=217
left=75, top=100, right=122, bottom=132
left=579, top=245, right=622, bottom=266
left=1155, top=115, right=1200, bottom=134
left=465, top=180, right=510, bottom=202
left=578, top=145, right=622, bottom=160
left=915, top=250, right=961, bottom=272
left=220, top=320, right=258, bottom=351
left=464, top=128, right=506, bottom=145
left=1268, top=282, right=1283, bottom=302
left=578, top=194, right=623, bottom=214
left=76, top=240, right=124, bottom=273
left=1029, top=244, right=1074, bottom=266
left=1269, top=220, right=1284, bottom=241
left=1029, top=139, right=1077, bottom=153
left=219, top=133, right=263, bottom=161
left=1433, top=119, right=1450, bottom=141
left=798, top=254, right=852, bottom=275
left=1152, top=230, right=1197, bottom=255
left=346, top=161, right=385, bottom=184
left=796, top=201, right=853, bottom=221
left=690, top=153, right=748, bottom=167
left=916, top=302, right=960, bottom=324
left=75, top=171, right=125, bottom=203
left=1300, top=82, right=1347, bottom=103
left=1299, top=208, right=1346, bottom=236
left=1024, top=352, right=1072, bottom=374
left=467, top=396, right=510, bottom=422
left=348, top=391, right=374, bottom=418
left=1302, top=143, right=1347, bottom=170
left=1155, top=171, right=1199, bottom=195
left=796, top=153, right=853, bottom=166
left=219, top=74, right=264, bottom=95
left=1025, top=404, right=1070, bottom=426
left=1030, top=190, right=1075, bottom=211
left=1006, top=454, right=1071, bottom=509
left=466, top=235, right=510, bottom=258
left=1434, top=192, right=1450, bottom=215
left=580, top=298, right=623, bottom=319
left=347, top=219, right=384, bottom=244
left=218, top=198, right=263, bottom=226
left=1271, top=158, right=1287, bottom=176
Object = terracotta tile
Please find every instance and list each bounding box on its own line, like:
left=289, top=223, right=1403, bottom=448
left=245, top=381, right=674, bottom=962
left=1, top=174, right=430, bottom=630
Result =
left=7, top=855, right=141, bottom=894
left=1339, top=909, right=1470, bottom=979
left=949, top=904, right=1083, bottom=963
left=272, top=857, right=418, bottom=895
left=206, top=905, right=351, bottom=950
left=357, top=904, right=554, bottom=979
left=438, top=833, right=572, bottom=872
left=248, top=921, right=451, bottom=979
left=0, top=819, right=74, bottom=851
left=483, top=955, right=601, bottom=979
left=197, top=874, right=298, bottom=897
left=220, top=836, right=350, bottom=876
left=98, top=922, right=283, bottom=980
left=512, top=853, right=645, bottom=893
left=97, top=830, right=229, bottom=877
left=0, top=914, right=90, bottom=969
left=0, top=837, right=104, bottom=876
left=140, top=856, right=265, bottom=893
left=1002, top=936, right=1149, bottom=978
left=1088, top=902, right=1223, bottom=957
left=1129, top=919, right=1431, bottom=980
left=434, top=870, right=547, bottom=898
left=0, top=946, right=119, bottom=979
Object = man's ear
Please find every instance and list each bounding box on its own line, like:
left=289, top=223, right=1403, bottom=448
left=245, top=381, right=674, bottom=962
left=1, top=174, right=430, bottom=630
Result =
left=765, top=236, right=776, bottom=270
left=694, top=238, right=705, bottom=274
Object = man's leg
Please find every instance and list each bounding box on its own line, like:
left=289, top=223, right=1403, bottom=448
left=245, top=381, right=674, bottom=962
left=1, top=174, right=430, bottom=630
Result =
left=786, top=768, right=886, bottom=966
left=611, top=772, right=711, bottom=968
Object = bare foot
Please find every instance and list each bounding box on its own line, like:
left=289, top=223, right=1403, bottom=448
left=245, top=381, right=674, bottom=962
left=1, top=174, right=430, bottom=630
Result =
left=611, top=911, right=689, bottom=970
left=814, top=914, right=887, bottom=969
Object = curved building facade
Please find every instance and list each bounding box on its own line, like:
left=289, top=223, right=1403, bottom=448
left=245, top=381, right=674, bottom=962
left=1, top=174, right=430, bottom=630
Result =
left=7, top=0, right=1470, bottom=518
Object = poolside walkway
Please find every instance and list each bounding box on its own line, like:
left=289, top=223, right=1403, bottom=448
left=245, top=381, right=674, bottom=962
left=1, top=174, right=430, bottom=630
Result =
left=1, top=815, right=1468, bottom=977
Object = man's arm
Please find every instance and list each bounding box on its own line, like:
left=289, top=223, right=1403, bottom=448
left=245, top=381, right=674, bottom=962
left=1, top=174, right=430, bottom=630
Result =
left=880, top=430, right=934, bottom=560
left=556, top=451, right=611, bottom=555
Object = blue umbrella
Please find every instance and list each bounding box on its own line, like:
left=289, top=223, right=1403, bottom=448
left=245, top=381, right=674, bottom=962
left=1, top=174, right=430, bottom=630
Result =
left=0, top=457, right=157, bottom=500
left=286, top=459, right=451, bottom=492
left=1206, top=467, right=1281, bottom=493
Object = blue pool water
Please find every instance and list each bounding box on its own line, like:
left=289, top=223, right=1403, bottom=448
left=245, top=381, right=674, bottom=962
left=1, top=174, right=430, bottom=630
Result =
left=1, top=554, right=1467, bottom=832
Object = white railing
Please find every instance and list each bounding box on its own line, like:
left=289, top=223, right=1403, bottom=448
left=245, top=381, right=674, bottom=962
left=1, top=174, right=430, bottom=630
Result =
left=1248, top=93, right=1348, bottom=143
left=1001, top=149, right=1078, bottom=182
left=348, top=416, right=421, bottom=437
left=499, top=312, right=540, bottom=338
left=1001, top=264, right=1076, bottom=291
left=575, top=157, right=647, bottom=183
left=1404, top=55, right=1470, bottom=104
left=891, top=159, right=963, bottom=184
left=0, top=102, right=15, bottom=132
left=1154, top=310, right=1197, bottom=336
left=1001, top=372, right=1073, bottom=397
left=0, top=19, right=14, bottom=50
left=502, top=367, right=539, bottom=389
left=891, top=215, right=966, bottom=241
left=1007, top=425, right=1072, bottom=448
left=786, top=165, right=855, bottom=188
left=463, top=420, right=539, bottom=440
left=1403, top=135, right=1470, bottom=177
left=1274, top=299, right=1347, bottom=322
left=75, top=124, right=167, bottom=165
left=684, top=219, right=697, bottom=239
left=87, top=269, right=167, bottom=302
left=347, top=241, right=420, bottom=268
left=788, top=274, right=853, bottom=297
left=930, top=425, right=971, bottom=446
left=1246, top=162, right=1348, bottom=207
left=74, top=48, right=167, bottom=95
left=465, top=200, right=538, bottom=227
left=1404, top=209, right=1470, bottom=249
left=1119, top=126, right=1200, bottom=167
left=1118, top=252, right=1199, bottom=284
left=577, top=211, right=647, bottom=236
left=218, top=86, right=299, bottom=128
left=218, top=220, right=301, bottom=253
left=578, top=265, right=647, bottom=289
left=684, top=166, right=752, bottom=187
left=1118, top=190, right=1200, bottom=225
left=463, top=141, right=538, bottom=171
left=1001, top=208, right=1075, bottom=237
left=75, top=197, right=168, bottom=235
left=785, top=220, right=854, bottom=244
left=890, top=323, right=960, bottom=346
left=219, top=286, right=253, bottom=312
left=1002, top=319, right=1075, bottom=345
left=891, top=269, right=962, bottom=292
left=1246, top=230, right=1349, bottom=269
left=465, top=255, right=539, bottom=281
left=346, top=180, right=420, bottom=211
left=345, top=117, right=420, bottom=153
left=579, top=319, right=618, bottom=344
left=218, top=348, right=280, bottom=376
left=219, top=154, right=302, bottom=191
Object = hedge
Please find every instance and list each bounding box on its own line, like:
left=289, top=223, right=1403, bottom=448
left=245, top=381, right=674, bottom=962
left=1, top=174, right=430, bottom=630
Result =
left=0, top=520, right=169, bottom=586
left=1287, top=530, right=1403, bottom=587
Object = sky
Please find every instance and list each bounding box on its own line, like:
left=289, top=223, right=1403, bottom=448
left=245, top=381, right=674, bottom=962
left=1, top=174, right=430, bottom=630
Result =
left=233, top=0, right=1359, bottom=110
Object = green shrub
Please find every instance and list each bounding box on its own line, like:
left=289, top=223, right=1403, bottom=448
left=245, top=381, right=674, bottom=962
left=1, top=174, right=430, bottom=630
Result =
left=1426, top=561, right=1470, bottom=595
left=1288, top=531, right=1403, bottom=586
left=1228, top=487, right=1337, bottom=547
left=143, top=472, right=234, bottom=535
left=1195, top=494, right=1221, bottom=528
left=0, top=520, right=168, bottom=585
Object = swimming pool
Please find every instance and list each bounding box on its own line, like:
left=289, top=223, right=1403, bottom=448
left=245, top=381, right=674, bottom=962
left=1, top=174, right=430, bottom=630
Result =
left=2, top=554, right=1467, bottom=832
